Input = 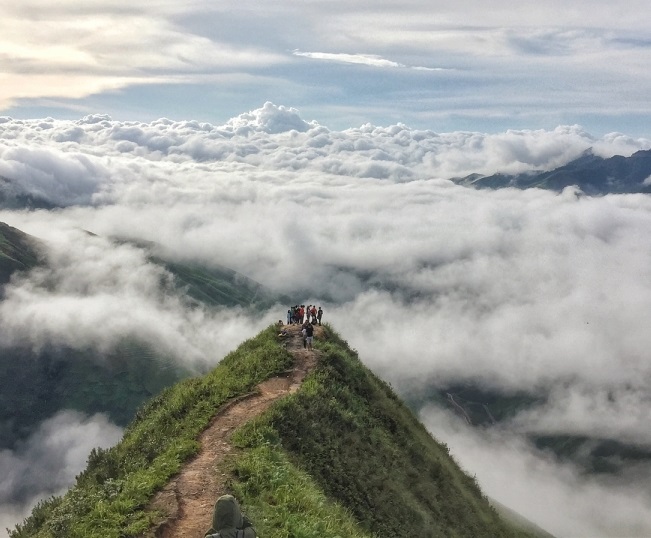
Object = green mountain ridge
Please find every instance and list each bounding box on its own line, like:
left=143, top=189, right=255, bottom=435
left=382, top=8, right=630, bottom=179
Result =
left=0, top=221, right=43, bottom=285
left=10, top=325, right=547, bottom=538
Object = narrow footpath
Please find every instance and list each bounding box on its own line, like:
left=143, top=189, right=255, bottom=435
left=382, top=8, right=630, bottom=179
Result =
left=145, top=324, right=322, bottom=538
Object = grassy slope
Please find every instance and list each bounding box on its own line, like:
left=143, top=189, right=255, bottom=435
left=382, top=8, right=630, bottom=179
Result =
left=232, top=327, right=533, bottom=538
left=10, top=325, right=535, bottom=538
left=9, top=326, right=293, bottom=537
left=161, top=259, right=283, bottom=310
left=0, top=221, right=41, bottom=284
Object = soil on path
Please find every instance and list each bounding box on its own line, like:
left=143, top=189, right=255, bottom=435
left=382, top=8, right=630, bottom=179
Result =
left=145, top=323, right=323, bottom=538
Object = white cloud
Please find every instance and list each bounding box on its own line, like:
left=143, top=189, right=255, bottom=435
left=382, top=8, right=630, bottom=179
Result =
left=292, top=50, right=447, bottom=71
left=0, top=1, right=649, bottom=133
left=0, top=227, right=276, bottom=367
left=0, top=3, right=286, bottom=110
left=1, top=105, right=651, bottom=535
left=420, top=406, right=651, bottom=537
left=0, top=411, right=122, bottom=537
left=507, top=385, right=651, bottom=446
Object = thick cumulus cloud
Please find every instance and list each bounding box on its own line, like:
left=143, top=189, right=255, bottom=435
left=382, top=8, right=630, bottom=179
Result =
left=0, top=144, right=105, bottom=206
left=2, top=105, right=651, bottom=535
left=0, top=411, right=122, bottom=537
left=0, top=106, right=650, bottom=208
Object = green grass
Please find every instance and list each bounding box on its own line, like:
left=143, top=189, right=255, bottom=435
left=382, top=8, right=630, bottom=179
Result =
left=10, top=324, right=537, bottom=538
left=9, top=326, right=293, bottom=538
left=229, top=427, right=373, bottom=538
left=230, top=326, right=535, bottom=538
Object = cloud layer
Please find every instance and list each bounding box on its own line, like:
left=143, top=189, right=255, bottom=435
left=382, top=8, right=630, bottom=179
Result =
left=2, top=104, right=651, bottom=535
left=421, top=406, right=651, bottom=537
left=0, top=411, right=122, bottom=536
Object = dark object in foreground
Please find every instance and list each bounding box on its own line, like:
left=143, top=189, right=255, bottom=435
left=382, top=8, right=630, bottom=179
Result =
left=204, top=494, right=257, bottom=538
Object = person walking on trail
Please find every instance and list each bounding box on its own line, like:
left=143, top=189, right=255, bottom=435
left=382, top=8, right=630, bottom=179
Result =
left=317, top=306, right=323, bottom=325
left=305, top=322, right=315, bottom=351
left=205, top=494, right=256, bottom=537
left=310, top=305, right=317, bottom=324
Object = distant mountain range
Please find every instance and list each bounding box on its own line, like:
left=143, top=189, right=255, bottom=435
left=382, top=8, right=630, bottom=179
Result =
left=0, top=175, right=57, bottom=210
left=453, top=149, right=651, bottom=194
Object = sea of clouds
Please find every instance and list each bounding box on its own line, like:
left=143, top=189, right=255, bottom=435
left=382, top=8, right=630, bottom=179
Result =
left=2, top=103, right=651, bottom=536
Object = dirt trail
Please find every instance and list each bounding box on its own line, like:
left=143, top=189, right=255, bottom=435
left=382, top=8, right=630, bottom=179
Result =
left=146, top=324, right=322, bottom=538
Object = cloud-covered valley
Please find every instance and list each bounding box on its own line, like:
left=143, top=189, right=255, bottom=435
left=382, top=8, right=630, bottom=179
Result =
left=2, top=103, right=651, bottom=536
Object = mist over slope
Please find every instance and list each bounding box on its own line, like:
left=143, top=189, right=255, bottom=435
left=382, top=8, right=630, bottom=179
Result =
left=0, top=223, right=283, bottom=534
left=2, top=103, right=651, bottom=536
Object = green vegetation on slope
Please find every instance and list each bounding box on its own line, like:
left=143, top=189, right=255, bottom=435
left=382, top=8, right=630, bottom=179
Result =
left=11, top=324, right=536, bottom=538
left=160, top=259, right=284, bottom=310
left=231, top=327, right=533, bottom=538
left=0, top=221, right=41, bottom=284
left=228, top=434, right=373, bottom=537
left=404, top=384, right=543, bottom=426
left=9, top=327, right=293, bottom=538
left=0, top=341, right=190, bottom=449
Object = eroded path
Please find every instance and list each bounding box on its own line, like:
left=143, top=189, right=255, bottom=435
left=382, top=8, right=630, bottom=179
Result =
left=146, top=324, right=322, bottom=538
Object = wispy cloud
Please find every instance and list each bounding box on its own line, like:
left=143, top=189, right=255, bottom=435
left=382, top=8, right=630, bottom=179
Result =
left=0, top=411, right=122, bottom=537
left=292, top=50, right=447, bottom=71
left=1, top=2, right=650, bottom=133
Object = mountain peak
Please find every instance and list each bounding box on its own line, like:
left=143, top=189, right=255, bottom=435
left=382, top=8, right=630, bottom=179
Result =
left=459, top=148, right=651, bottom=194
left=10, top=324, right=543, bottom=538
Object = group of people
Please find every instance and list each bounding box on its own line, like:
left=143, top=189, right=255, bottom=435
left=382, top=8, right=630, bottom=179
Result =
left=287, top=304, right=323, bottom=326
left=277, top=304, right=323, bottom=351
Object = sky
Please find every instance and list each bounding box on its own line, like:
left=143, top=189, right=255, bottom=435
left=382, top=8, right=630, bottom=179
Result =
left=1, top=1, right=651, bottom=135
left=1, top=107, right=651, bottom=536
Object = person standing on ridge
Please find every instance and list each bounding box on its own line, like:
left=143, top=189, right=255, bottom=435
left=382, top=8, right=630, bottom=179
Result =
left=305, top=322, right=314, bottom=351
left=317, top=306, right=323, bottom=325
left=204, top=494, right=256, bottom=537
